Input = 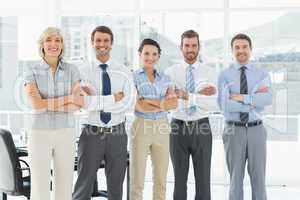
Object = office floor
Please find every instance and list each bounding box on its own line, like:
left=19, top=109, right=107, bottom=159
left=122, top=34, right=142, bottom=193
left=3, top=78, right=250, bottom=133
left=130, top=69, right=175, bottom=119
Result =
left=7, top=165, right=300, bottom=200
left=8, top=178, right=300, bottom=200
left=7, top=141, right=300, bottom=200
left=8, top=184, right=300, bottom=200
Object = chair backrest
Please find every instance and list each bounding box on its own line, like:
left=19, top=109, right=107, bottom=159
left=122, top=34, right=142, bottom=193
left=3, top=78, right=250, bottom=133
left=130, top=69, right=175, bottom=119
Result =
left=0, top=129, right=23, bottom=194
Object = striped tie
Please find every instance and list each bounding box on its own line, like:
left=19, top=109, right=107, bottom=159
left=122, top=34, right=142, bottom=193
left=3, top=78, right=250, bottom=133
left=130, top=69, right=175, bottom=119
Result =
left=240, top=66, right=249, bottom=123
left=186, top=65, right=196, bottom=115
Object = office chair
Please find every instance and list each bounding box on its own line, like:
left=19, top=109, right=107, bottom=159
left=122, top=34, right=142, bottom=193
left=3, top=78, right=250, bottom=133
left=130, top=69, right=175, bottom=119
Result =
left=0, top=129, right=30, bottom=200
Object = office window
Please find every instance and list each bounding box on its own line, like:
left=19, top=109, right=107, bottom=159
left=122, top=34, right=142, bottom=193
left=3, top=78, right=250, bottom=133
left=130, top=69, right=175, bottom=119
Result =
left=0, top=0, right=299, bottom=191
left=141, top=12, right=224, bottom=71
left=230, top=0, right=300, bottom=8
left=230, top=11, right=300, bottom=140
left=141, top=0, right=223, bottom=9
left=61, top=15, right=135, bottom=68
left=0, top=43, right=2, bottom=88
left=0, top=17, right=18, bottom=109
left=62, top=0, right=136, bottom=14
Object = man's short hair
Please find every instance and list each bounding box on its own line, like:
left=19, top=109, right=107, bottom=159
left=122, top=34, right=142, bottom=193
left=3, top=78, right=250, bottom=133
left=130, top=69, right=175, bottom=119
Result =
left=181, top=30, right=200, bottom=47
left=231, top=33, right=252, bottom=49
left=91, top=26, right=114, bottom=44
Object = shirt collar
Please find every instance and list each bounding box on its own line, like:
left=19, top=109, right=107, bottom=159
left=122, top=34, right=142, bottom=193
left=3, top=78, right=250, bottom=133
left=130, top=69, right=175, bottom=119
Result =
left=137, top=67, right=161, bottom=78
left=95, top=59, right=112, bottom=69
left=233, top=62, right=253, bottom=70
left=40, top=59, right=65, bottom=70
left=181, top=60, right=201, bottom=69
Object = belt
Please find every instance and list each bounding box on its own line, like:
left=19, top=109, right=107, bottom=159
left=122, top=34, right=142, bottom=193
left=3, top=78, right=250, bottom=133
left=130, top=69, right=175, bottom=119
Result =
left=172, top=118, right=209, bottom=127
left=84, top=123, right=123, bottom=134
left=226, top=120, right=262, bottom=127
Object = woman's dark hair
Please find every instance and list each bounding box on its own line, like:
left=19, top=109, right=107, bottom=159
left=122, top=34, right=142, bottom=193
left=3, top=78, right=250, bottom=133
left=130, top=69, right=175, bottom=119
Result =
left=138, top=38, right=161, bottom=55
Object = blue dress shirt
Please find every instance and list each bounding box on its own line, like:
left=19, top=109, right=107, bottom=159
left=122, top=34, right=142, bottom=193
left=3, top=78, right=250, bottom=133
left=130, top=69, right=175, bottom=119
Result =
left=134, top=68, right=171, bottom=120
left=217, top=62, right=272, bottom=122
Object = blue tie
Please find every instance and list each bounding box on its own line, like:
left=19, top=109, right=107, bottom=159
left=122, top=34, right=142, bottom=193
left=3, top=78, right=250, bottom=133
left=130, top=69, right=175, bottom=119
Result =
left=186, top=65, right=196, bottom=115
left=99, top=64, right=111, bottom=124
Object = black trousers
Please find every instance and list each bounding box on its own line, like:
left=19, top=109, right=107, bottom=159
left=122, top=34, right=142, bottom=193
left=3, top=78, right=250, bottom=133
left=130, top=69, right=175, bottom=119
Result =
left=170, top=118, right=212, bottom=200
left=72, top=123, right=128, bottom=200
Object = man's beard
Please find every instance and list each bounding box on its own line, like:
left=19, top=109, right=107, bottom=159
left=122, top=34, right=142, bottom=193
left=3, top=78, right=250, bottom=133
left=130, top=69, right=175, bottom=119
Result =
left=185, top=52, right=198, bottom=62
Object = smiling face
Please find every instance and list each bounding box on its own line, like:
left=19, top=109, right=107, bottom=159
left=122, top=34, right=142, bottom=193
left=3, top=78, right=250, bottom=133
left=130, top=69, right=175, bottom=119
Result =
left=232, top=39, right=252, bottom=65
left=181, top=37, right=200, bottom=64
left=139, top=44, right=160, bottom=70
left=42, top=33, right=63, bottom=59
left=91, top=31, right=112, bottom=60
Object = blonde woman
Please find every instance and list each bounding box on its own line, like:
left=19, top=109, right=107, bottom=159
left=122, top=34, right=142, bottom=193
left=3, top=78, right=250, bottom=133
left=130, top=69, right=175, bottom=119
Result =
left=130, top=38, right=178, bottom=200
left=23, top=27, right=83, bottom=200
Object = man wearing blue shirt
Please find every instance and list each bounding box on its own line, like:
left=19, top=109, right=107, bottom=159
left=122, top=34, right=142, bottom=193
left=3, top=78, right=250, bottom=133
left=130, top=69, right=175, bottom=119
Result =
left=217, top=33, right=272, bottom=200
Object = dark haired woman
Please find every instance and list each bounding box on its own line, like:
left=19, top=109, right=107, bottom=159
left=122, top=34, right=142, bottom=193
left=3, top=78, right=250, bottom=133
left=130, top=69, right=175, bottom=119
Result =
left=130, top=38, right=178, bottom=200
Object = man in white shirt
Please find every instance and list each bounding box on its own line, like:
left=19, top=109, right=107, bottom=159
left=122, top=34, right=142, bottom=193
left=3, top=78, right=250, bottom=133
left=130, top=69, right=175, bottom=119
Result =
left=165, top=30, right=217, bottom=200
left=72, top=26, right=135, bottom=200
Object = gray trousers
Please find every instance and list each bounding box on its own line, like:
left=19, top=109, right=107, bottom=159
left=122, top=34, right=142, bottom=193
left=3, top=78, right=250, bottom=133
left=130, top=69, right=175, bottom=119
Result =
left=72, top=123, right=128, bottom=200
left=222, top=123, right=267, bottom=200
left=170, top=118, right=212, bottom=200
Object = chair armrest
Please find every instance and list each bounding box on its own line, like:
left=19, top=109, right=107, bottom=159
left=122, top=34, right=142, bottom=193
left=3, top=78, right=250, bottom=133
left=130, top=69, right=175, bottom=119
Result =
left=18, top=167, right=30, bottom=171
left=19, top=159, right=31, bottom=174
left=19, top=159, right=30, bottom=168
left=16, top=147, right=28, bottom=157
